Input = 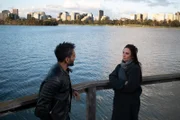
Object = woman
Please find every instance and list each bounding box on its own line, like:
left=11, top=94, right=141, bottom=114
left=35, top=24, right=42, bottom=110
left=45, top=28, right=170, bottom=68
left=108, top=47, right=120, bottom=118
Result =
left=109, top=44, right=142, bottom=120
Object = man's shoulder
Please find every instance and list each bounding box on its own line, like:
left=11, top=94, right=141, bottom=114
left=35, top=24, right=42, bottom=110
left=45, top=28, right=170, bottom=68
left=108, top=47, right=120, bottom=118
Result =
left=45, top=63, right=64, bottom=81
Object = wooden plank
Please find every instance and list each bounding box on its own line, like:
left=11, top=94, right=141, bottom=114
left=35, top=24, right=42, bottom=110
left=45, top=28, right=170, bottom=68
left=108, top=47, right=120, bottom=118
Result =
left=86, top=87, right=96, bottom=120
left=73, top=73, right=180, bottom=91
left=0, top=94, right=37, bottom=116
left=0, top=73, right=180, bottom=116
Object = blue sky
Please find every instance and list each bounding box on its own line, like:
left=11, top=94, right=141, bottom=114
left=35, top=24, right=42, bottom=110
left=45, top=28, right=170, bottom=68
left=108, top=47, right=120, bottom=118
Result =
left=0, top=0, right=179, bottom=19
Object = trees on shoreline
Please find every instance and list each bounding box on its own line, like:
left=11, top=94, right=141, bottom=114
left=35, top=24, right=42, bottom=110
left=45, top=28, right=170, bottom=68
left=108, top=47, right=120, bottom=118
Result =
left=0, top=18, right=180, bottom=27
left=0, top=17, right=58, bottom=26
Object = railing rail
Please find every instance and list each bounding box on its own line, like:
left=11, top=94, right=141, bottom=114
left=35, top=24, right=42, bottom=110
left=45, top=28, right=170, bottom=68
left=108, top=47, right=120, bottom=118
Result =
left=0, top=73, right=180, bottom=120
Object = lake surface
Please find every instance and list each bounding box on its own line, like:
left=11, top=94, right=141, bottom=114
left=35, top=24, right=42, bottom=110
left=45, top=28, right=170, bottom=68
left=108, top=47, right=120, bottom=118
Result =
left=0, top=25, right=180, bottom=120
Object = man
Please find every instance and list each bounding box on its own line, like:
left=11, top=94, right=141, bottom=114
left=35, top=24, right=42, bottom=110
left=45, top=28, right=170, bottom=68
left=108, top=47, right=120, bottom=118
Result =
left=35, top=42, right=80, bottom=120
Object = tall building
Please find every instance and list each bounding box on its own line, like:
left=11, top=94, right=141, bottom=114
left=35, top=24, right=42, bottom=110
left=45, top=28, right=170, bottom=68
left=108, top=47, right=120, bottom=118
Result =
left=134, top=14, right=137, bottom=20
left=0, top=13, right=4, bottom=20
left=30, top=12, right=46, bottom=20
left=67, top=15, right=71, bottom=21
left=130, top=14, right=135, bottom=20
left=88, top=13, right=93, bottom=21
left=75, top=13, right=81, bottom=20
left=175, top=12, right=180, bottom=22
left=70, top=12, right=76, bottom=21
left=40, top=14, right=47, bottom=20
left=12, top=9, right=18, bottom=16
left=12, top=9, right=19, bottom=19
left=152, top=13, right=165, bottom=21
left=136, top=14, right=143, bottom=21
left=2, top=10, right=10, bottom=14
left=98, top=10, right=104, bottom=21
left=81, top=13, right=93, bottom=22
left=143, top=13, right=148, bottom=20
left=166, top=13, right=174, bottom=22
left=101, top=16, right=110, bottom=21
left=62, top=12, right=69, bottom=21
left=27, top=13, right=31, bottom=19
left=33, top=13, right=40, bottom=19
left=0, top=10, right=10, bottom=20
left=46, top=15, right=52, bottom=19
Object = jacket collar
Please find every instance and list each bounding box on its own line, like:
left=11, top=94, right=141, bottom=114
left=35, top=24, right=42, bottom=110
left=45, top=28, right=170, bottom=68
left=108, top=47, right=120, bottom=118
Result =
left=57, top=63, right=72, bottom=75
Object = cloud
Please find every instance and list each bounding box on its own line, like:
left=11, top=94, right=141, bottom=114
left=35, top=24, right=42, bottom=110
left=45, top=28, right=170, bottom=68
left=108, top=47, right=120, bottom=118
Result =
left=125, top=0, right=177, bottom=7
left=63, top=0, right=79, bottom=9
left=14, top=0, right=180, bottom=19
left=147, top=0, right=175, bottom=7
left=18, top=0, right=102, bottom=18
left=125, top=0, right=150, bottom=2
left=18, top=6, right=61, bottom=18
left=45, top=0, right=103, bottom=17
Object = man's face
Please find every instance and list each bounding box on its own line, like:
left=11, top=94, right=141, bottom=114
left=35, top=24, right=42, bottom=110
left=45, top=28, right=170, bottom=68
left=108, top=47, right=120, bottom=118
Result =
left=67, top=50, right=76, bottom=66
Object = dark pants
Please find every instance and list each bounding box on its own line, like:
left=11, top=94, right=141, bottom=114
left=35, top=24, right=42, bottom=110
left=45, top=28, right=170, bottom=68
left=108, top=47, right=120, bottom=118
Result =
left=41, top=115, right=70, bottom=120
left=66, top=115, right=70, bottom=120
left=112, top=93, right=140, bottom=120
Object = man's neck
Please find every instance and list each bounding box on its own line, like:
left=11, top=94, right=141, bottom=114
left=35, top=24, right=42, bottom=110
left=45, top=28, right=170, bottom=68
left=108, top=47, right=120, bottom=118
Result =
left=58, top=62, right=68, bottom=72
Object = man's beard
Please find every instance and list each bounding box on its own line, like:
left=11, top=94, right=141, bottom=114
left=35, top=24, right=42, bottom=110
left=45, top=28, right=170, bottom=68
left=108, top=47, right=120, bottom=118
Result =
left=68, top=61, right=74, bottom=66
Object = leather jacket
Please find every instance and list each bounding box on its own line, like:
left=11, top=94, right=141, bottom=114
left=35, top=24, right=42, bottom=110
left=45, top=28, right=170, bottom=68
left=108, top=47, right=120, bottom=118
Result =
left=35, top=63, right=73, bottom=120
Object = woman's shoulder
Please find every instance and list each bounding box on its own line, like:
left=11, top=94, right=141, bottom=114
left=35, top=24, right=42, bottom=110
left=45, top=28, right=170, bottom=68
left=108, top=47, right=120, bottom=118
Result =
left=116, top=64, right=121, bottom=69
left=128, top=63, right=141, bottom=71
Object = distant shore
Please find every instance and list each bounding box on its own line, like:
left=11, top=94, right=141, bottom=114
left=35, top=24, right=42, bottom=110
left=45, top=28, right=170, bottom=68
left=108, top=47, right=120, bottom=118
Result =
left=57, top=23, right=180, bottom=29
left=110, top=24, right=180, bottom=28
left=1, top=19, right=180, bottom=28
left=0, top=19, right=58, bottom=26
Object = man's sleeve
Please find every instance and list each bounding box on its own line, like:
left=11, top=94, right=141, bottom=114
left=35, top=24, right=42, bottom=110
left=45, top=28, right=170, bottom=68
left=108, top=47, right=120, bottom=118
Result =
left=40, top=77, right=61, bottom=103
left=35, top=77, right=62, bottom=119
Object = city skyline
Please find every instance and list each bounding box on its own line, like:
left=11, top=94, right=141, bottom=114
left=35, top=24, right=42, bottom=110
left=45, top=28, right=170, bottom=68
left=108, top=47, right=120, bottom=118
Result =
left=0, top=0, right=179, bottom=19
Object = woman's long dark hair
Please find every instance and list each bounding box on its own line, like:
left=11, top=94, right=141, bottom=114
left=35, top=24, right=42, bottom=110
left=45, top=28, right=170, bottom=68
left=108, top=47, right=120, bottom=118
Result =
left=124, top=44, right=142, bottom=83
left=124, top=44, right=141, bottom=66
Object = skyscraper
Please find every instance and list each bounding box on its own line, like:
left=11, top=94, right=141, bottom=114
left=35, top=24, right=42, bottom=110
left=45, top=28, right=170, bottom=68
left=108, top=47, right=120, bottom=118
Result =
left=12, top=9, right=19, bottom=19
left=27, top=13, right=32, bottom=19
left=98, top=10, right=104, bottom=21
left=175, top=12, right=180, bottom=22
left=0, top=10, right=10, bottom=20
left=166, top=13, right=174, bottom=22
left=136, top=14, right=143, bottom=21
left=143, top=13, right=148, bottom=21
left=12, top=9, right=18, bottom=16
left=152, top=13, right=165, bottom=21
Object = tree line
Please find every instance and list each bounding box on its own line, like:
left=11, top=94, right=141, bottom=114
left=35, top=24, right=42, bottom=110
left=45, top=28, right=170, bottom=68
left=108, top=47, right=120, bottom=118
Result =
left=0, top=17, right=58, bottom=26
left=0, top=17, right=180, bottom=27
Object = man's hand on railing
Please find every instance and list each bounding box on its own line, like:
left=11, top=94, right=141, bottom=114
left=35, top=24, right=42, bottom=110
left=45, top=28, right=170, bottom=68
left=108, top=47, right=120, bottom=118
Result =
left=73, top=90, right=80, bottom=101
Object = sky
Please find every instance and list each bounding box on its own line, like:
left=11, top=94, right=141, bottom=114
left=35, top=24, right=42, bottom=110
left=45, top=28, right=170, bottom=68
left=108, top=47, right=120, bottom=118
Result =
left=0, top=0, right=179, bottom=19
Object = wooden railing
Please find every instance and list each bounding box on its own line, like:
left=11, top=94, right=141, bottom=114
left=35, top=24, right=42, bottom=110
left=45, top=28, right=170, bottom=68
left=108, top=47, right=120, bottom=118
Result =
left=0, top=73, right=180, bottom=120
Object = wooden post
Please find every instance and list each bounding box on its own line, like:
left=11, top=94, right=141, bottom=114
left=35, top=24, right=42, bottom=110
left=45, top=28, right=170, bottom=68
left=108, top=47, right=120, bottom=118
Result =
left=86, top=87, right=96, bottom=120
left=0, top=73, right=180, bottom=117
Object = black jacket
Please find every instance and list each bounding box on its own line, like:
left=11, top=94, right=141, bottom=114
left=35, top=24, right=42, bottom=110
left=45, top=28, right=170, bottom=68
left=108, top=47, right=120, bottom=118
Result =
left=35, top=63, right=73, bottom=120
left=109, top=62, right=142, bottom=120
left=109, top=62, right=142, bottom=94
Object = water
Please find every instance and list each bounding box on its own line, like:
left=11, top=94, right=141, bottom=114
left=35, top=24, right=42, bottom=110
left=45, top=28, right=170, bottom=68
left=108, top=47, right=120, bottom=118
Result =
left=0, top=25, right=180, bottom=120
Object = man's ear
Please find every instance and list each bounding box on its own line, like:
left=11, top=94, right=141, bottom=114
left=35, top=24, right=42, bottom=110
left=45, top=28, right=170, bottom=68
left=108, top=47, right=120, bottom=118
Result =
left=65, top=57, right=69, bottom=63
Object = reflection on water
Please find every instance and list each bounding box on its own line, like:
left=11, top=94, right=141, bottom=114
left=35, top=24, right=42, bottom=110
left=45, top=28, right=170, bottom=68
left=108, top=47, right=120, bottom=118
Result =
left=0, top=25, right=180, bottom=120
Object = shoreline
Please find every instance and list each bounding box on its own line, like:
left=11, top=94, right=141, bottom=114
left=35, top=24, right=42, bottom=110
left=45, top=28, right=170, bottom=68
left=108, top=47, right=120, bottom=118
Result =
left=1, top=23, right=180, bottom=29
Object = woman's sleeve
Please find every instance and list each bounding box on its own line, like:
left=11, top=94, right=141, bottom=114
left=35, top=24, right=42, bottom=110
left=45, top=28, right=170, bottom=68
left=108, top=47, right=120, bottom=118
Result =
left=109, top=64, right=122, bottom=89
left=120, top=65, right=141, bottom=93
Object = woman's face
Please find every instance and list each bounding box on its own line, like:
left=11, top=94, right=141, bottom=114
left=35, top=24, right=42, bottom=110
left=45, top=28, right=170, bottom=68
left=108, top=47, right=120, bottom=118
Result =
left=123, top=48, right=132, bottom=62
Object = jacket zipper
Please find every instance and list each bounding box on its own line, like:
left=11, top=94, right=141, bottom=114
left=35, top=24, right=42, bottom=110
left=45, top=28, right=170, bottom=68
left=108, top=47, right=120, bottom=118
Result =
left=49, top=101, right=59, bottom=114
left=49, top=101, right=67, bottom=120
